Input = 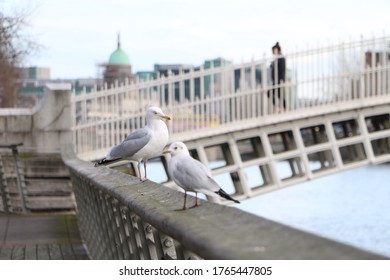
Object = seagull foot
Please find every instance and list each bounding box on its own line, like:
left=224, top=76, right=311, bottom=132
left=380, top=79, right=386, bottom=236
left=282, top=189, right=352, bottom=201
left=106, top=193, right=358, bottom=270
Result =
left=189, top=203, right=200, bottom=209
left=140, top=177, right=149, bottom=182
left=174, top=207, right=187, bottom=211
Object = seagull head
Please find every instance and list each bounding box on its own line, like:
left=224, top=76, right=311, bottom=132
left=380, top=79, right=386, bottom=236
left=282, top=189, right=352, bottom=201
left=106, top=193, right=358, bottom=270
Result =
left=146, top=106, right=171, bottom=123
left=163, top=141, right=190, bottom=157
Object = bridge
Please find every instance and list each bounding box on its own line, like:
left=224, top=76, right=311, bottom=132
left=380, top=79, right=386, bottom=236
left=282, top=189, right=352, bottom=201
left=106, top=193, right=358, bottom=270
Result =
left=72, top=35, right=390, bottom=201
left=1, top=35, right=389, bottom=259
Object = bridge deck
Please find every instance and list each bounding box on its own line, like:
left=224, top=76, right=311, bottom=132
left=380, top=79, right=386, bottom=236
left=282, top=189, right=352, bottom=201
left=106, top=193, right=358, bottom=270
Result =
left=0, top=214, right=89, bottom=260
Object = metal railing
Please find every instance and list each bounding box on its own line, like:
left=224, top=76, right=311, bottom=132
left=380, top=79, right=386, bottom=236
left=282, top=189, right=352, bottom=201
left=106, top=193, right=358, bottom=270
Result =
left=0, top=143, right=28, bottom=213
left=72, top=35, right=390, bottom=160
left=61, top=144, right=385, bottom=260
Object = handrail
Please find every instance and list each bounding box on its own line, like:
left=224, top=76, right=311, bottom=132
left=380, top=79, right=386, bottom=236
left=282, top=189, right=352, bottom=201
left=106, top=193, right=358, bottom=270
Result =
left=61, top=144, right=385, bottom=259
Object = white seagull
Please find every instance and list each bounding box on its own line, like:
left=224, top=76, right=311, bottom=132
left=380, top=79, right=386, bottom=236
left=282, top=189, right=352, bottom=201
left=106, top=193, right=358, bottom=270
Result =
left=95, top=106, right=171, bottom=181
left=164, top=141, right=240, bottom=210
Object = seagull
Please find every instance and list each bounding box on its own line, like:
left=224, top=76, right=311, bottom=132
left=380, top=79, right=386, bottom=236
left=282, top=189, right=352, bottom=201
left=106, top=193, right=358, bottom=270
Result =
left=164, top=141, right=240, bottom=210
left=95, top=106, right=171, bottom=181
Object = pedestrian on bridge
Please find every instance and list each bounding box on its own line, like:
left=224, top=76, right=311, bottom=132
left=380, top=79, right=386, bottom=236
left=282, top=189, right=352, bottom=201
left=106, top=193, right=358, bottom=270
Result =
left=269, top=42, right=286, bottom=111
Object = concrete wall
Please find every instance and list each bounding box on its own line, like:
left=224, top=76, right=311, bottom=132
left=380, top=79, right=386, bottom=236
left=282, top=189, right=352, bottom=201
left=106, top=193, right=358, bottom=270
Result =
left=0, top=84, right=75, bottom=213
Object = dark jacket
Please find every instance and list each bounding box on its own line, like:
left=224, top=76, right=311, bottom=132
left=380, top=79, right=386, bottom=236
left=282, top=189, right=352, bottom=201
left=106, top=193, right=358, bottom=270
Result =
left=270, top=56, right=286, bottom=84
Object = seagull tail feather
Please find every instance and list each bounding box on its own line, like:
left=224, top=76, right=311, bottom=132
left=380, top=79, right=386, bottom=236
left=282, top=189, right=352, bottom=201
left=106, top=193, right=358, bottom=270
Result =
left=94, top=157, right=121, bottom=167
left=215, top=188, right=240, bottom=204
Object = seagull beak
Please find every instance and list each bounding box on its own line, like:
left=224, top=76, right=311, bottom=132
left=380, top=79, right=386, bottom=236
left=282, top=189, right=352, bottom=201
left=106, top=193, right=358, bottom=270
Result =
left=163, top=148, right=171, bottom=154
left=161, top=115, right=171, bottom=121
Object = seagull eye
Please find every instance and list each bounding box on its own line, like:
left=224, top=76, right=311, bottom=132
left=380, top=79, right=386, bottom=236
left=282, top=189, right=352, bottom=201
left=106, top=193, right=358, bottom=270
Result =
left=153, top=111, right=157, bottom=115
left=174, top=147, right=178, bottom=150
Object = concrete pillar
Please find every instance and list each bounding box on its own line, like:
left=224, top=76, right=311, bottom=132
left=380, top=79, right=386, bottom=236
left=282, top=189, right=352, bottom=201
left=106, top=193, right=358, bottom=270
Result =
left=32, top=83, right=73, bottom=153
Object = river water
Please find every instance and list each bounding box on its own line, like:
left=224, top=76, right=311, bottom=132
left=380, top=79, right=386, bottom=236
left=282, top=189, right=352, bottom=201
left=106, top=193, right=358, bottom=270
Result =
left=149, top=162, right=390, bottom=257
left=234, top=164, right=390, bottom=258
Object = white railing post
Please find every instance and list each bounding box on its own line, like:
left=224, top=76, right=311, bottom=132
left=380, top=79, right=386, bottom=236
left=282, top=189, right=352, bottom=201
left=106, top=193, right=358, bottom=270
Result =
left=261, top=53, right=268, bottom=117
left=200, top=66, right=205, bottom=128
left=250, top=58, right=256, bottom=118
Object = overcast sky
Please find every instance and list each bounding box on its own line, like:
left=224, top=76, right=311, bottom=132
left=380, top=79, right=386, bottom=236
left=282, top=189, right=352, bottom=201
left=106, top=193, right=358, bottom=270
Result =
left=2, top=0, right=389, bottom=79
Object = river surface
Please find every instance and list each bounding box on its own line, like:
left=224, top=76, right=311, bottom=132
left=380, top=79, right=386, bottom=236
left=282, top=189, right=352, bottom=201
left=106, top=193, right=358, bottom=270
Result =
left=234, top=164, right=390, bottom=258
left=148, top=162, right=390, bottom=257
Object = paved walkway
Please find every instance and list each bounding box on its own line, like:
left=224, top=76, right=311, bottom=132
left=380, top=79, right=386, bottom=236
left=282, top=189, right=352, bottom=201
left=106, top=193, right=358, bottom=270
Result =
left=0, top=213, right=89, bottom=260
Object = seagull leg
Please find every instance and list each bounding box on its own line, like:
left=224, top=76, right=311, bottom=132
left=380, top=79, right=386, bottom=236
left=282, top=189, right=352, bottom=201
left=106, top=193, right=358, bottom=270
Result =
left=141, top=160, right=148, bottom=182
left=175, top=191, right=187, bottom=211
left=190, top=192, right=200, bottom=208
left=183, top=191, right=187, bottom=210
left=137, top=161, right=142, bottom=181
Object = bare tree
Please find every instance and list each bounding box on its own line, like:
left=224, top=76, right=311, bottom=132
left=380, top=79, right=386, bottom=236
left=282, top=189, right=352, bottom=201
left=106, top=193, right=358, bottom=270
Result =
left=0, top=9, right=39, bottom=107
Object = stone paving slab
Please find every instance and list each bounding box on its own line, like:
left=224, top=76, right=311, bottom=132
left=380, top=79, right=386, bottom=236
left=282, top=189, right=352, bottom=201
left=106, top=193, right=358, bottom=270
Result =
left=0, top=213, right=89, bottom=260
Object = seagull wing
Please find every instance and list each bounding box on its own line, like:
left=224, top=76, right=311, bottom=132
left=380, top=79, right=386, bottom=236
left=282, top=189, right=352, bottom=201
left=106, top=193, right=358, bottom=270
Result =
left=172, top=156, right=220, bottom=193
left=107, top=127, right=151, bottom=159
left=171, top=155, right=240, bottom=203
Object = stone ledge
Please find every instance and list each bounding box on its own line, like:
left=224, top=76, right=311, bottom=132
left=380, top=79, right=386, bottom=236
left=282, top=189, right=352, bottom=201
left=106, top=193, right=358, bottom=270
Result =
left=61, top=144, right=387, bottom=260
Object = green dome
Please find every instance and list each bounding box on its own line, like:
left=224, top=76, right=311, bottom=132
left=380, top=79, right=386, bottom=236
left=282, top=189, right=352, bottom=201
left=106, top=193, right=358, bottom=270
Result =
left=109, top=48, right=130, bottom=65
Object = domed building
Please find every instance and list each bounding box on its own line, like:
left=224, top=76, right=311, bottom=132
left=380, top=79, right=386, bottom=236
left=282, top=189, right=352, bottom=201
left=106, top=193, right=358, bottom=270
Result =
left=101, top=34, right=135, bottom=87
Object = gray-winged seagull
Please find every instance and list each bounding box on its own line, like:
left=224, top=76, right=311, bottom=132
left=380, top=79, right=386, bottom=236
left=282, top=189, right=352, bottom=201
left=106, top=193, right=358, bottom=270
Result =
left=164, top=141, right=240, bottom=210
left=95, top=106, right=171, bottom=181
